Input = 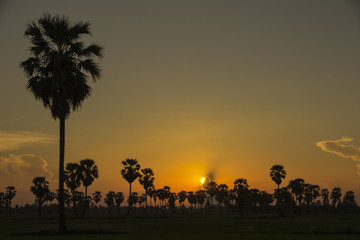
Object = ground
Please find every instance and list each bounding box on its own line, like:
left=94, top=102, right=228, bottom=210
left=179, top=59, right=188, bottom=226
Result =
left=1, top=216, right=360, bottom=240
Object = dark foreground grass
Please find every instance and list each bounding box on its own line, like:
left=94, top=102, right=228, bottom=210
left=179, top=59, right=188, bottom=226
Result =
left=1, top=216, right=360, bottom=240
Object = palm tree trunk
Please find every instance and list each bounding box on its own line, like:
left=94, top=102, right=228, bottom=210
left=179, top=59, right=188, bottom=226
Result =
left=58, top=116, right=67, bottom=233
left=81, top=186, right=88, bottom=218
left=126, top=183, right=132, bottom=217
left=145, top=193, right=148, bottom=215
left=38, top=199, right=42, bottom=217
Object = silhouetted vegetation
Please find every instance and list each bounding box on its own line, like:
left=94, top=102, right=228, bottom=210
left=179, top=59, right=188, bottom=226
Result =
left=20, top=13, right=103, bottom=233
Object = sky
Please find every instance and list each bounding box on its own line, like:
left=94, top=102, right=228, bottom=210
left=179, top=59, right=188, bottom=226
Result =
left=0, top=0, right=360, bottom=205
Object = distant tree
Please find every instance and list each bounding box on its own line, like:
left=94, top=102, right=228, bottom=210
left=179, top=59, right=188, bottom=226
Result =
left=187, top=191, right=197, bottom=210
left=79, top=159, right=98, bottom=198
left=178, top=191, right=187, bottom=207
left=0, top=192, right=5, bottom=214
left=270, top=165, right=286, bottom=190
left=121, top=158, right=141, bottom=216
left=65, top=163, right=82, bottom=193
left=30, top=177, right=50, bottom=217
left=157, top=186, right=171, bottom=209
left=343, top=191, right=356, bottom=207
left=20, top=13, right=103, bottom=233
left=92, top=191, right=102, bottom=207
left=139, top=168, right=155, bottom=213
left=270, top=165, right=286, bottom=206
left=274, top=187, right=295, bottom=210
left=65, top=162, right=82, bottom=216
left=320, top=189, right=330, bottom=206
left=5, top=186, right=16, bottom=215
left=128, top=192, right=139, bottom=213
left=205, top=182, right=218, bottom=206
left=115, top=192, right=124, bottom=214
left=79, top=159, right=98, bottom=217
left=233, top=178, right=250, bottom=215
left=288, top=178, right=305, bottom=205
left=45, top=191, right=56, bottom=205
left=330, top=187, right=342, bottom=207
left=249, top=188, right=260, bottom=207
left=303, top=184, right=320, bottom=205
left=196, top=190, right=207, bottom=209
left=215, top=184, right=229, bottom=207
left=138, top=194, right=147, bottom=208
left=168, top=192, right=178, bottom=210
left=258, top=191, right=274, bottom=208
left=104, top=191, right=115, bottom=214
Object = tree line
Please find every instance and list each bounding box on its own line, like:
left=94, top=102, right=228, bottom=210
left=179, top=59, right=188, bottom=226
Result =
left=0, top=161, right=358, bottom=218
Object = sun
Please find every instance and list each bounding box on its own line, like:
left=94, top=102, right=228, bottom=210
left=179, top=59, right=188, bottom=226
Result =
left=201, top=177, right=206, bottom=184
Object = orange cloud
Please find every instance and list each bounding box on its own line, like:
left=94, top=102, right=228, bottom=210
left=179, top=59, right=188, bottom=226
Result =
left=0, top=154, right=54, bottom=182
left=316, top=137, right=360, bottom=175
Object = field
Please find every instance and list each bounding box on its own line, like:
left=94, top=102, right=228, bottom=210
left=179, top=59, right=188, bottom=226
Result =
left=1, top=216, right=360, bottom=240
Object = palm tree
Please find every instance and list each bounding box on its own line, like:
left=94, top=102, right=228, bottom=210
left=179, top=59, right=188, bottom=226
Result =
left=320, top=189, right=330, bottom=206
left=270, top=165, right=286, bottom=190
left=20, top=13, right=103, bottom=233
left=64, top=162, right=83, bottom=217
left=79, top=159, right=98, bottom=217
left=330, top=187, right=342, bottom=207
left=139, top=168, right=155, bottom=214
left=288, top=178, right=305, bottom=205
left=79, top=159, right=99, bottom=198
left=233, top=178, right=249, bottom=214
left=121, top=158, right=141, bottom=216
left=92, top=191, right=102, bottom=207
left=30, top=177, right=50, bottom=217
left=178, top=191, right=187, bottom=207
left=104, top=191, right=115, bottom=215
left=4, top=186, right=16, bottom=216
left=115, top=192, right=125, bottom=214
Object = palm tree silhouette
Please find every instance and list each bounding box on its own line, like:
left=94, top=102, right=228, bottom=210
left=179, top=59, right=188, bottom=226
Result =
left=104, top=191, right=115, bottom=215
left=270, top=165, right=286, bottom=190
left=233, top=178, right=249, bottom=215
left=121, top=158, right=141, bottom=216
left=64, top=162, right=82, bottom=217
left=30, top=177, right=50, bottom=217
left=288, top=178, right=305, bottom=205
left=270, top=165, right=286, bottom=206
left=20, top=13, right=103, bottom=233
left=4, top=186, right=16, bottom=216
left=115, top=192, right=124, bottom=214
left=79, top=159, right=99, bottom=198
left=320, top=188, right=330, bottom=206
left=330, top=187, right=342, bottom=207
left=139, top=168, right=155, bottom=214
left=79, top=159, right=98, bottom=217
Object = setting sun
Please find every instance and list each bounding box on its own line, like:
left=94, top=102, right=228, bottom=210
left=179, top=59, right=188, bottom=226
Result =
left=201, top=177, right=206, bottom=184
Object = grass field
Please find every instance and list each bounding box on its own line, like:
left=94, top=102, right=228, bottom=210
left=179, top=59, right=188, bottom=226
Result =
left=1, top=216, right=360, bottom=240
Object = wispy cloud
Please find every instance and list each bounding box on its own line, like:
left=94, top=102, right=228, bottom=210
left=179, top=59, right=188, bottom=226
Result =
left=0, top=130, right=56, bottom=152
left=0, top=154, right=54, bottom=180
left=316, top=136, right=360, bottom=175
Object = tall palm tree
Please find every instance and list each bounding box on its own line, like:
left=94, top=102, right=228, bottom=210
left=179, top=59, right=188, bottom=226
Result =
left=20, top=13, right=103, bottom=233
left=121, top=158, right=141, bottom=216
left=30, top=177, right=50, bottom=217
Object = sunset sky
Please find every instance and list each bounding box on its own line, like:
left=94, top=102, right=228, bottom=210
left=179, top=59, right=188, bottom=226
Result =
left=1, top=0, right=360, bottom=205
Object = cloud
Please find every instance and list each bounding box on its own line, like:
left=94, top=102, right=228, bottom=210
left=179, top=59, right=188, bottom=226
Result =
left=316, top=136, right=360, bottom=175
left=0, top=154, right=53, bottom=180
left=0, top=130, right=56, bottom=152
